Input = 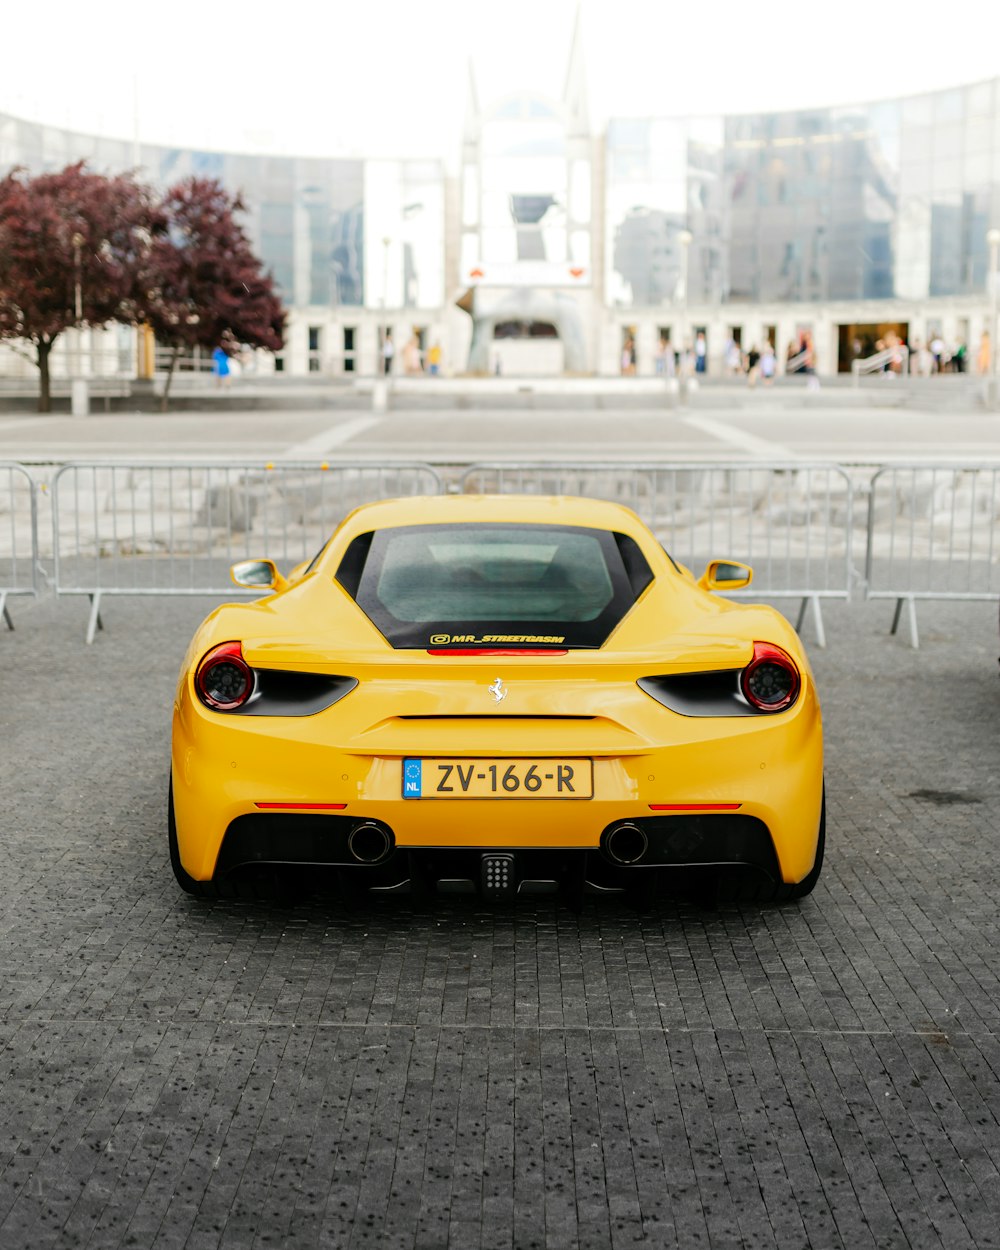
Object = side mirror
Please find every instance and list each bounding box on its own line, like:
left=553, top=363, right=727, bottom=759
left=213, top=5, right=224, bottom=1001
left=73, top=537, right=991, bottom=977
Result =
left=698, top=559, right=753, bottom=592
left=231, top=558, right=287, bottom=592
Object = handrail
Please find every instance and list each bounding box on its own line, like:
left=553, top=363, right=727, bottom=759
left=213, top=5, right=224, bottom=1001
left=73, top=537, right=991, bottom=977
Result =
left=784, top=350, right=810, bottom=374
left=852, top=345, right=909, bottom=383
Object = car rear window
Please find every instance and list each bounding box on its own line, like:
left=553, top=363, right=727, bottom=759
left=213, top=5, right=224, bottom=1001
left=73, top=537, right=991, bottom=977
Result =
left=337, top=523, right=652, bottom=649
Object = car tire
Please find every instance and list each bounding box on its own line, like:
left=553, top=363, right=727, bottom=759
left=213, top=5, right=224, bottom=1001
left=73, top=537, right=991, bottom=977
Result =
left=779, top=788, right=826, bottom=901
left=168, top=778, right=289, bottom=902
left=168, top=776, right=218, bottom=898
left=717, top=785, right=825, bottom=904
left=768, top=785, right=825, bottom=903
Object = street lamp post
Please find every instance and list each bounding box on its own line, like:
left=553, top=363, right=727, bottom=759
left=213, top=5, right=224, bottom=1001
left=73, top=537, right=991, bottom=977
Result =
left=71, top=231, right=89, bottom=417
left=677, top=229, right=693, bottom=400
left=987, top=228, right=1000, bottom=403
left=381, top=234, right=391, bottom=372
left=372, top=236, right=392, bottom=412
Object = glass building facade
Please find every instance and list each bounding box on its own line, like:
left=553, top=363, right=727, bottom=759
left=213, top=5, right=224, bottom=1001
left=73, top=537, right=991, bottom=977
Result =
left=605, top=117, right=725, bottom=307
left=0, top=111, right=369, bottom=311
left=726, top=85, right=996, bottom=304
left=603, top=80, right=1000, bottom=309
left=2, top=73, right=1000, bottom=375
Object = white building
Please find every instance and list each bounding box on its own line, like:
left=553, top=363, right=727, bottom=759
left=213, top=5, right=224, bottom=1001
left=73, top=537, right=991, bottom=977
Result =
left=2, top=20, right=998, bottom=381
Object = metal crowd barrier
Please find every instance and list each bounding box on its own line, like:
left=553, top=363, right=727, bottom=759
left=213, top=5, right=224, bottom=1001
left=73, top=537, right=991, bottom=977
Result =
left=0, top=462, right=39, bottom=630
left=460, top=462, right=855, bottom=646
left=51, top=461, right=443, bottom=642
left=18, top=456, right=1000, bottom=650
left=864, top=463, right=1000, bottom=647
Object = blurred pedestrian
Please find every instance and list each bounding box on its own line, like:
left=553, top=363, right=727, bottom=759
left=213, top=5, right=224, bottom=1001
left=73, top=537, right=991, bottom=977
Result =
left=885, top=331, right=903, bottom=375
left=803, top=331, right=820, bottom=391
left=910, top=339, right=930, bottom=376
left=211, top=344, right=231, bottom=387
left=977, top=331, right=992, bottom=374
left=746, top=344, right=760, bottom=387
left=694, top=332, right=706, bottom=374
left=402, top=334, right=422, bottom=375
left=427, top=342, right=442, bottom=375
left=654, top=336, right=667, bottom=376
left=382, top=331, right=395, bottom=375
left=621, top=337, right=636, bottom=376
left=760, top=342, right=776, bottom=385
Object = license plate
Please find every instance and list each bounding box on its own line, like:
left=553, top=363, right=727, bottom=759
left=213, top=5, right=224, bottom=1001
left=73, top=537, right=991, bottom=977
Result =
left=402, top=758, right=593, bottom=799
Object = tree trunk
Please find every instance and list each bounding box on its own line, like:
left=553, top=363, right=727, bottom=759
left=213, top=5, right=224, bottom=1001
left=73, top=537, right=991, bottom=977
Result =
left=160, top=344, right=181, bottom=412
left=37, top=337, right=53, bottom=413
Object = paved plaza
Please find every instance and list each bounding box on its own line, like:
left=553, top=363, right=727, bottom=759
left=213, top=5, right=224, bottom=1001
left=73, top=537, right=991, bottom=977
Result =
left=1, top=584, right=998, bottom=1248
left=1, top=378, right=1000, bottom=467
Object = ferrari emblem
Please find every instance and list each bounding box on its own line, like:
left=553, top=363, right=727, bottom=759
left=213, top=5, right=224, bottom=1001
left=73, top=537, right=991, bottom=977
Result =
left=488, top=677, right=508, bottom=705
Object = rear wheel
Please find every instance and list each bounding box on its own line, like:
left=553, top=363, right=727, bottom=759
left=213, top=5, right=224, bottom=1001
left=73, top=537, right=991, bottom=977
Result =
left=778, top=789, right=826, bottom=901
left=168, top=777, right=223, bottom=897
left=168, top=778, right=298, bottom=902
left=717, top=786, right=825, bottom=904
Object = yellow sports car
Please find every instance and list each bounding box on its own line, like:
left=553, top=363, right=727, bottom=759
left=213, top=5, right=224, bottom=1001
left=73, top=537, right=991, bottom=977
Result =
left=170, top=494, right=824, bottom=904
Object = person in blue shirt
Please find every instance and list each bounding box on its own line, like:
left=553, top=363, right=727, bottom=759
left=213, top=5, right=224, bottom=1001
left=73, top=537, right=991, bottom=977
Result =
left=212, top=345, right=231, bottom=386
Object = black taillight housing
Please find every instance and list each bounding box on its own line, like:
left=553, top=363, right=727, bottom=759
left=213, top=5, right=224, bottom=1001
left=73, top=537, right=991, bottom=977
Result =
left=195, top=641, right=254, bottom=710
left=740, top=641, right=800, bottom=712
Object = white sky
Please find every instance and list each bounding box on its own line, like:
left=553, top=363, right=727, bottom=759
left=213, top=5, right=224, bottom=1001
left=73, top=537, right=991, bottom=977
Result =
left=2, top=0, right=999, bottom=167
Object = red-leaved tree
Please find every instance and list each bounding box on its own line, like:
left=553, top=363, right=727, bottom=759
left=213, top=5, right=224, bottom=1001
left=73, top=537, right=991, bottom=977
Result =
left=143, top=179, right=285, bottom=409
left=0, top=163, right=161, bottom=411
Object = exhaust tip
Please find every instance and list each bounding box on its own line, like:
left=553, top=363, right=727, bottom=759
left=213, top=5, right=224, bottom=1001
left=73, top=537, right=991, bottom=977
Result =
left=604, top=822, right=649, bottom=866
left=347, top=821, right=394, bottom=865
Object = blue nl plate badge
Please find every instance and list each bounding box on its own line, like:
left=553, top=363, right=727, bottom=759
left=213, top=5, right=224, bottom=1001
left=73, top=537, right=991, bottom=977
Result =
left=403, top=758, right=422, bottom=798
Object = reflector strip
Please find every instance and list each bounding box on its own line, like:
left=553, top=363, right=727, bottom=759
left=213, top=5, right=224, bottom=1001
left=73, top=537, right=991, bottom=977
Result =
left=648, top=803, right=743, bottom=811
left=254, top=802, right=348, bottom=811
left=427, top=648, right=568, bottom=656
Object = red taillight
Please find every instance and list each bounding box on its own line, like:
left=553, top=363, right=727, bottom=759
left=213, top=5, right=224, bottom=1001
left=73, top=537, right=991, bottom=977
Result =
left=740, top=641, right=800, bottom=712
left=195, top=641, right=254, bottom=710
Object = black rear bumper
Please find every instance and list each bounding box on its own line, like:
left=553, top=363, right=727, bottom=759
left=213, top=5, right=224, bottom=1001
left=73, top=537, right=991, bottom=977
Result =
left=214, top=811, right=782, bottom=893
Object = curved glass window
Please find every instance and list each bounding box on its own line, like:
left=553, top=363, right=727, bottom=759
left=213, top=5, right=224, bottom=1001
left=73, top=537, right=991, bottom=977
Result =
left=338, top=523, right=653, bottom=649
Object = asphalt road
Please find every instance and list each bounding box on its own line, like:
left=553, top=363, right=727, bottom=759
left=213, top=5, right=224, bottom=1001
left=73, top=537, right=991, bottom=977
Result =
left=1, top=589, right=999, bottom=1248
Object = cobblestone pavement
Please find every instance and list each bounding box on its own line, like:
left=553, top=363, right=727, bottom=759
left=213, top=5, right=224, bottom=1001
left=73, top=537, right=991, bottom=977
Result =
left=1, top=591, right=998, bottom=1248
